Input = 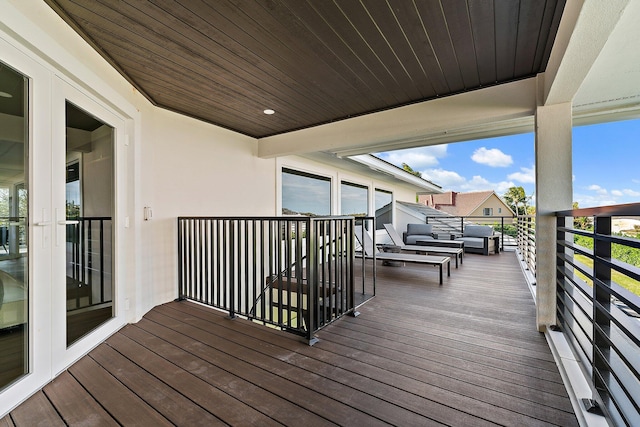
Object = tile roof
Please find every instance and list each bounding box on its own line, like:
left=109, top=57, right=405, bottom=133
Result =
left=419, top=191, right=496, bottom=216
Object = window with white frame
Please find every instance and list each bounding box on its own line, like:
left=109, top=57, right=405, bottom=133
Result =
left=341, top=181, right=368, bottom=217
left=374, top=188, right=392, bottom=230
left=281, top=168, right=331, bottom=216
left=483, top=207, right=493, bottom=216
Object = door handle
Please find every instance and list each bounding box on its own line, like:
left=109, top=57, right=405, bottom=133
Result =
left=35, top=210, right=52, bottom=247
left=54, top=208, right=75, bottom=247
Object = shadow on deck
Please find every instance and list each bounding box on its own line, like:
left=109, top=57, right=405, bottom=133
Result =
left=2, top=252, right=578, bottom=426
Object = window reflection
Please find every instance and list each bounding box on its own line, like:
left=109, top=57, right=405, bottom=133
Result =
left=0, top=61, right=28, bottom=390
left=375, top=189, right=392, bottom=230
left=341, top=182, right=368, bottom=217
left=282, top=168, right=331, bottom=216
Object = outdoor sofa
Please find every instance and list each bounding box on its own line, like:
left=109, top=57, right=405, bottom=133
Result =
left=383, top=224, right=464, bottom=268
left=402, top=223, right=437, bottom=244
left=453, top=225, right=500, bottom=255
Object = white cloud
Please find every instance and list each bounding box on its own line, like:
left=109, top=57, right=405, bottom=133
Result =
left=588, top=184, right=608, bottom=195
left=507, top=166, right=535, bottom=184
left=573, top=193, right=618, bottom=208
left=578, top=187, right=640, bottom=207
left=460, top=176, right=515, bottom=193
left=377, top=145, right=448, bottom=170
left=610, top=188, right=640, bottom=198
left=422, top=169, right=515, bottom=193
left=421, top=168, right=466, bottom=187
left=622, top=189, right=640, bottom=197
left=471, top=147, right=513, bottom=167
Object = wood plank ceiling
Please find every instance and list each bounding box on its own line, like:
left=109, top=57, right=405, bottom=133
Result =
left=44, top=0, right=565, bottom=138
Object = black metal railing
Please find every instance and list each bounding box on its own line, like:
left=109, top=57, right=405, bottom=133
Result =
left=516, top=215, right=536, bottom=276
left=178, top=216, right=356, bottom=344
left=425, top=215, right=516, bottom=250
left=66, top=217, right=113, bottom=311
left=354, top=216, right=377, bottom=300
left=556, top=203, right=640, bottom=425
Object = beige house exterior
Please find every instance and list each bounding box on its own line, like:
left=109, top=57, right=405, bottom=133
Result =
left=419, top=191, right=515, bottom=224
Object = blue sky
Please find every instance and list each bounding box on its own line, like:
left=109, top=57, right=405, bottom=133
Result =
left=376, top=118, right=640, bottom=208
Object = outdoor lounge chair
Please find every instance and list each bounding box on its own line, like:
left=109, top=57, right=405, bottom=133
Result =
left=354, top=226, right=450, bottom=285
left=383, top=224, right=463, bottom=268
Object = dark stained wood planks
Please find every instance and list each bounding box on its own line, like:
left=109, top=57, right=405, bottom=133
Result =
left=5, top=252, right=578, bottom=426
left=44, top=0, right=565, bottom=137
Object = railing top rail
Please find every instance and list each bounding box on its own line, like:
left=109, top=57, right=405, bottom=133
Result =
left=178, top=215, right=355, bottom=221
left=425, top=215, right=515, bottom=219
left=556, top=202, right=640, bottom=217
left=74, top=216, right=112, bottom=221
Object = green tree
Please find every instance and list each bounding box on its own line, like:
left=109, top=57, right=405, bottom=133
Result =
left=572, top=202, right=591, bottom=230
left=503, top=186, right=527, bottom=215
left=0, top=188, right=9, bottom=218
left=402, top=163, right=422, bottom=178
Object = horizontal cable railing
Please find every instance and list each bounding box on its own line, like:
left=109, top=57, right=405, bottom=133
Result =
left=516, top=215, right=536, bottom=277
left=425, top=215, right=517, bottom=250
left=556, top=203, right=640, bottom=426
left=178, top=216, right=356, bottom=344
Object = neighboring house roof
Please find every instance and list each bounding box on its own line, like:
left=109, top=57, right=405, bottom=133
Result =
left=419, top=191, right=515, bottom=217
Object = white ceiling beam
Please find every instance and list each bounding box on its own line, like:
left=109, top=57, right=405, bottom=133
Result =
left=258, top=78, right=537, bottom=158
left=543, top=0, right=631, bottom=106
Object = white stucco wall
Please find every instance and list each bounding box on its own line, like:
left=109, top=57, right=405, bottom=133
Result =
left=142, top=106, right=276, bottom=309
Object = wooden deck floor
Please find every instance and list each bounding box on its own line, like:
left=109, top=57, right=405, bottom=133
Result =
left=2, top=252, right=578, bottom=426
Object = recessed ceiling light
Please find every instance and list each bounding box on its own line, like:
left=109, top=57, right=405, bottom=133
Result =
left=263, top=109, right=275, bottom=115
left=0, top=91, right=12, bottom=98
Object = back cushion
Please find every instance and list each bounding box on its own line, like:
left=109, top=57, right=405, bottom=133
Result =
left=406, top=223, right=433, bottom=236
left=464, top=225, right=493, bottom=237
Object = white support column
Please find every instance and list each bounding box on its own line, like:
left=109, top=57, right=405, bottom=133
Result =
left=534, top=102, right=573, bottom=332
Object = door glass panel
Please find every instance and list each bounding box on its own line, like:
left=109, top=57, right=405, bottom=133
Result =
left=0, top=62, right=28, bottom=389
left=65, top=102, right=114, bottom=346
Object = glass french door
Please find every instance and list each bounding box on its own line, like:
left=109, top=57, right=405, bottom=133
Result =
left=63, top=101, right=115, bottom=346
left=0, top=60, right=29, bottom=390
left=0, top=38, right=125, bottom=411
left=51, top=78, right=121, bottom=371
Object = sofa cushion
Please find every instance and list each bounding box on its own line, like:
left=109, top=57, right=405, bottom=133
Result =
left=406, top=235, right=434, bottom=244
left=463, top=225, right=493, bottom=238
left=406, top=223, right=433, bottom=236
left=455, top=236, right=485, bottom=248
